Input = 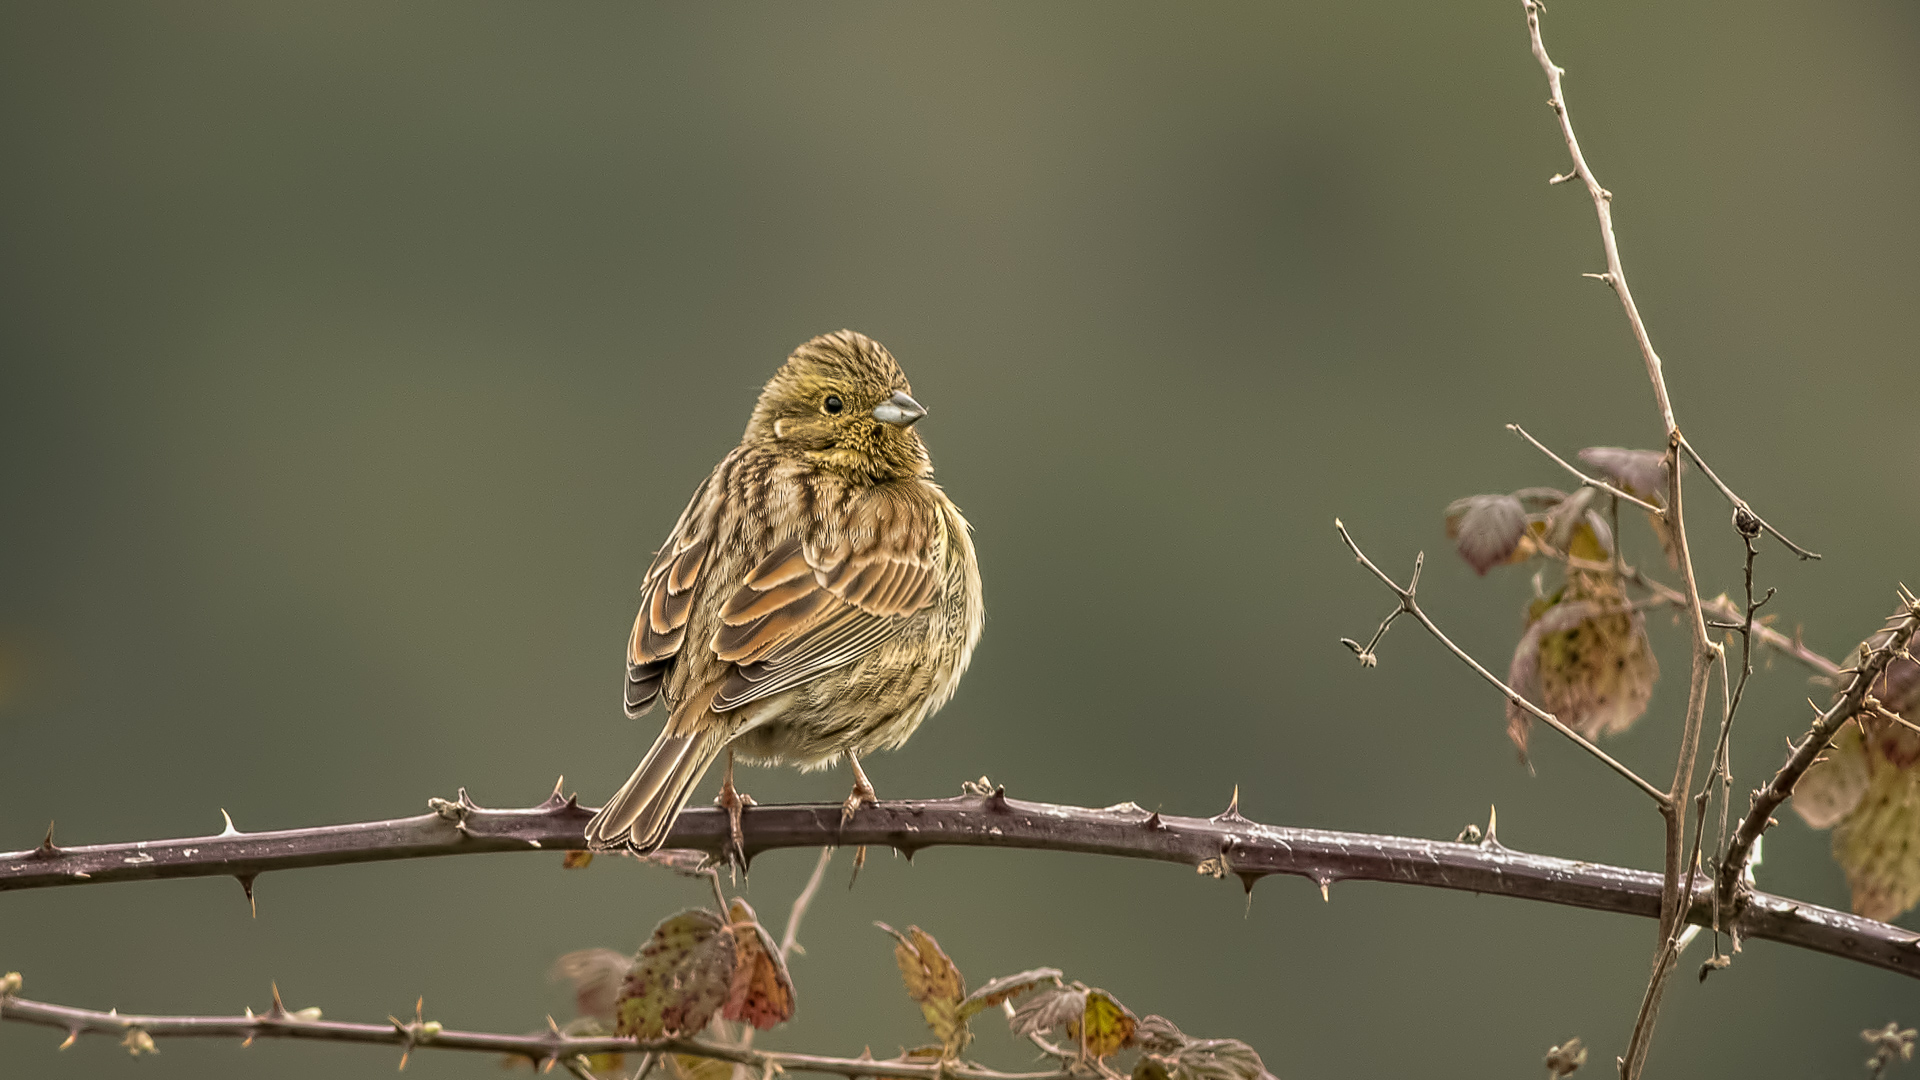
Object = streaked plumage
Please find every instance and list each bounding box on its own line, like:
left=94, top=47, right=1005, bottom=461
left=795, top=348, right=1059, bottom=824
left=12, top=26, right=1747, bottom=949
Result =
left=586, top=330, right=984, bottom=853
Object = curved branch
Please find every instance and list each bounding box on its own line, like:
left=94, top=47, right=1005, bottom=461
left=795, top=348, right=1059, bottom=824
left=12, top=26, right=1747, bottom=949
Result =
left=3, top=787, right=1916, bottom=979
left=0, top=986, right=1068, bottom=1080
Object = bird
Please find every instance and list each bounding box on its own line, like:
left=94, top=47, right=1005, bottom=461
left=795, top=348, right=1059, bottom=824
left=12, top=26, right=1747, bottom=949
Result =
left=586, top=330, right=984, bottom=859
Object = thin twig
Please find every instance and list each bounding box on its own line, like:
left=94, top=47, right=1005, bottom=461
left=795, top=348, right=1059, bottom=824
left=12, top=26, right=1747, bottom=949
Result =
left=2, top=791, right=1915, bottom=978
left=1719, top=589, right=1920, bottom=908
left=1520, top=5, right=1721, bottom=1073
left=1679, top=435, right=1820, bottom=560
left=1335, top=518, right=1669, bottom=805
left=734, top=846, right=835, bottom=1059
left=1507, top=424, right=1665, bottom=516
left=1605, top=562, right=1838, bottom=679
left=0, top=989, right=1071, bottom=1080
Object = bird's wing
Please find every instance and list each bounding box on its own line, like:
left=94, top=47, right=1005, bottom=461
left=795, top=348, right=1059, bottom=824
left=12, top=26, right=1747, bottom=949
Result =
left=710, top=496, right=942, bottom=712
left=625, top=475, right=716, bottom=716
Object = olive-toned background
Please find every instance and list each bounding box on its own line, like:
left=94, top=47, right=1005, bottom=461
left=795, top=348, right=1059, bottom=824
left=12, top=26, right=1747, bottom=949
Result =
left=3, top=3, right=1916, bottom=1076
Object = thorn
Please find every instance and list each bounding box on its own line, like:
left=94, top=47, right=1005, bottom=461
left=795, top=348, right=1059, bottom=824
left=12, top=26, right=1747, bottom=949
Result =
left=894, top=844, right=917, bottom=863
left=33, top=822, right=60, bottom=858
left=238, top=874, right=258, bottom=918
left=267, top=982, right=289, bottom=1020
left=219, top=809, right=243, bottom=838
left=1143, top=810, right=1164, bottom=831
left=983, top=785, right=1010, bottom=812
left=457, top=787, right=481, bottom=812
left=1236, top=871, right=1262, bottom=898
left=58, top=1029, right=78, bottom=1051
left=1481, top=805, right=1502, bottom=848
left=1317, top=876, right=1332, bottom=902
left=1211, top=785, right=1249, bottom=824
left=538, top=776, right=568, bottom=811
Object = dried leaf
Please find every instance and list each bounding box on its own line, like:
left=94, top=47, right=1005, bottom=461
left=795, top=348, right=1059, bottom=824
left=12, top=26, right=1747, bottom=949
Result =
left=1576, top=447, right=1667, bottom=504
left=877, top=923, right=967, bottom=1055
left=1133, top=1014, right=1189, bottom=1053
left=957, top=967, right=1063, bottom=1021
left=1792, top=722, right=1872, bottom=830
left=1009, top=985, right=1089, bottom=1042
left=1832, top=749, right=1920, bottom=921
left=1445, top=495, right=1530, bottom=574
left=1505, top=585, right=1657, bottom=754
left=722, top=898, right=795, bottom=1030
left=1577, top=447, right=1674, bottom=567
left=640, top=849, right=715, bottom=877
left=616, top=909, right=736, bottom=1039
left=561, top=850, right=595, bottom=870
left=550, top=948, right=632, bottom=1022
left=1071, top=989, right=1136, bottom=1060
left=1151, top=1039, right=1272, bottom=1080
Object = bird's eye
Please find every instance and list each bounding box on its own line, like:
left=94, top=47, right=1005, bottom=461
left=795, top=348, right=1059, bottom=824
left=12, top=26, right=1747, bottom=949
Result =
left=823, top=395, right=843, bottom=414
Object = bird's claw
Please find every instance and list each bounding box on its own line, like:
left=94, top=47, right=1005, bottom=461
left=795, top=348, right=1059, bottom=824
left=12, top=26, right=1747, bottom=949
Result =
left=715, top=777, right=756, bottom=875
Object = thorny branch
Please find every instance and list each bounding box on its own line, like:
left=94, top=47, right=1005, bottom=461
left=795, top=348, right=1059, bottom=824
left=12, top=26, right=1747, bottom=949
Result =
left=0, top=981, right=1072, bottom=1080
left=1679, top=436, right=1821, bottom=561
left=1719, top=589, right=1920, bottom=909
left=2, top=788, right=1915, bottom=978
left=1334, top=518, right=1669, bottom=805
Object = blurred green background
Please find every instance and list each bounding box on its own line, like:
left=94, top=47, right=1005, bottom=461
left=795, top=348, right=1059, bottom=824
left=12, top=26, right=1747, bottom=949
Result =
left=2, top=2, right=1916, bottom=1076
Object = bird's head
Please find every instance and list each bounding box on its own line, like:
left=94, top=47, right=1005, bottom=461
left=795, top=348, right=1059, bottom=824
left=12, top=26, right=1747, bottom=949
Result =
left=747, top=330, right=932, bottom=480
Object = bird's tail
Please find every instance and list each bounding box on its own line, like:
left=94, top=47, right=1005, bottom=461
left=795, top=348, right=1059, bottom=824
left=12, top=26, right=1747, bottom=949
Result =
left=586, top=694, right=730, bottom=853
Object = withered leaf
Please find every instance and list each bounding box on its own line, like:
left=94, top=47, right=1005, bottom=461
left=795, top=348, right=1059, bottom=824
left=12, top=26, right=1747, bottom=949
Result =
left=561, top=851, right=595, bottom=870
left=1140, top=1038, right=1273, bottom=1080
left=549, top=948, right=631, bottom=1022
left=721, top=897, right=795, bottom=1030
left=1506, top=587, right=1657, bottom=755
left=1010, top=984, right=1138, bottom=1063
left=616, top=909, right=735, bottom=1039
left=1445, top=494, right=1531, bottom=574
left=1792, top=722, right=1872, bottom=830
left=1832, top=751, right=1920, bottom=921
left=1577, top=446, right=1674, bottom=567
left=1009, top=985, right=1089, bottom=1042
left=877, top=922, right=968, bottom=1055
left=1576, top=447, right=1668, bottom=504
left=956, top=967, right=1062, bottom=1022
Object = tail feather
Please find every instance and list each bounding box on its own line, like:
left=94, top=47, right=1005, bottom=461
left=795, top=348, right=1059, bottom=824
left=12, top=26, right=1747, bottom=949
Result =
left=587, top=708, right=730, bottom=853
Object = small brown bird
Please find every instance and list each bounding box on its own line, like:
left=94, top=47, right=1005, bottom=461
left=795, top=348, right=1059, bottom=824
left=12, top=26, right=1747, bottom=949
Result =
left=586, top=330, right=984, bottom=855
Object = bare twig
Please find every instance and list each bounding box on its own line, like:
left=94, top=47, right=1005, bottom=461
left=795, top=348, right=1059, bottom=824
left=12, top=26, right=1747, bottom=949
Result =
left=1719, top=589, right=1920, bottom=908
left=0, top=986, right=1071, bottom=1080
left=1520, top=4, right=1724, bottom=1073
left=1507, top=424, right=1665, bottom=516
left=1679, top=435, right=1820, bottom=560
left=1605, top=563, right=1839, bottom=679
left=1335, top=518, right=1669, bottom=805
left=3, top=791, right=1915, bottom=978
left=734, top=845, right=835, bottom=1059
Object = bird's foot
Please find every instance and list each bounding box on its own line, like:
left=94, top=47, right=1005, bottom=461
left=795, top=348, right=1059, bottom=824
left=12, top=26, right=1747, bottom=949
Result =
left=715, top=764, right=756, bottom=877
left=840, top=778, right=878, bottom=826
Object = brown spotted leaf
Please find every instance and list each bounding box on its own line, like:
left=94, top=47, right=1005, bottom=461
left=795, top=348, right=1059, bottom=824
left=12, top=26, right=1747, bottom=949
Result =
left=1505, top=584, right=1657, bottom=755
left=721, top=898, right=794, bottom=1030
left=1832, top=751, right=1920, bottom=920
left=957, top=967, right=1062, bottom=1022
left=549, top=949, right=631, bottom=1022
left=1793, top=722, right=1873, bottom=829
left=877, top=922, right=967, bottom=1055
left=616, top=909, right=736, bottom=1039
left=1445, top=495, right=1531, bottom=574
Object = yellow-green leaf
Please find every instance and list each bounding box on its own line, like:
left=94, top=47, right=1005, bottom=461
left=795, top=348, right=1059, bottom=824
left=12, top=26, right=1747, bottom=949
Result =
left=1793, top=723, right=1871, bottom=830
left=876, top=922, right=967, bottom=1055
left=1506, top=585, right=1656, bottom=755
left=1833, top=753, right=1920, bottom=921
left=1070, top=989, right=1136, bottom=1060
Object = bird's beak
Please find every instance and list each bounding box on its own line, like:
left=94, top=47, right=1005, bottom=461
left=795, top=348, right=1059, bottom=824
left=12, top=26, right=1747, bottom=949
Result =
left=871, top=390, right=928, bottom=427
